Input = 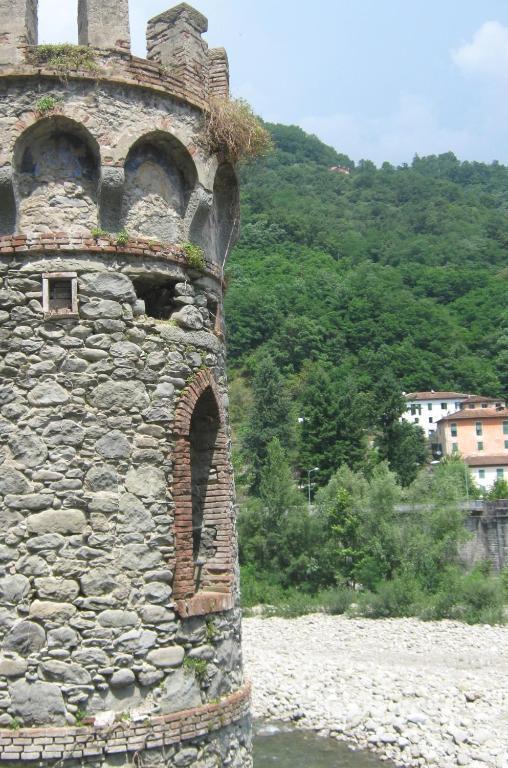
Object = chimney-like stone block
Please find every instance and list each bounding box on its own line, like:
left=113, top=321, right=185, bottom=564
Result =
left=208, top=48, right=229, bottom=98
left=0, top=0, right=37, bottom=65
left=147, top=3, right=209, bottom=100
left=78, top=0, right=131, bottom=52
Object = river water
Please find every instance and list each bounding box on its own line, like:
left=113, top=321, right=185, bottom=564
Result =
left=254, top=723, right=391, bottom=767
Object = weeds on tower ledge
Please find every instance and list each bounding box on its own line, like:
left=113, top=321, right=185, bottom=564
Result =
left=201, top=97, right=273, bottom=164
left=27, top=45, right=99, bottom=80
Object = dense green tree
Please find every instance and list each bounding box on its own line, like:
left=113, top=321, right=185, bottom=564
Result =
left=242, top=355, right=295, bottom=491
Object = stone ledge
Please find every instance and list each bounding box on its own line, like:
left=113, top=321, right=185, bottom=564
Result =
left=0, top=234, right=222, bottom=282
left=0, top=683, right=251, bottom=761
left=0, top=49, right=209, bottom=112
left=176, top=591, right=235, bottom=618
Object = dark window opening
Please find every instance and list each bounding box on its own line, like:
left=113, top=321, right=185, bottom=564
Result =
left=49, top=280, right=72, bottom=311
left=43, top=273, right=77, bottom=317
left=189, top=388, right=220, bottom=591
left=133, top=279, right=176, bottom=320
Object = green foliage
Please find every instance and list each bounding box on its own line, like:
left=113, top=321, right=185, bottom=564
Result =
left=91, top=227, right=108, bottom=238
left=242, top=356, right=295, bottom=491
left=226, top=125, right=506, bottom=490
left=239, top=458, right=505, bottom=625
left=27, top=45, right=99, bottom=78
left=487, top=478, right=508, bottom=500
left=9, top=718, right=22, bottom=731
left=183, top=657, right=208, bottom=682
left=183, top=242, right=206, bottom=271
left=74, top=709, right=88, bottom=727
left=116, top=230, right=129, bottom=246
left=36, top=95, right=60, bottom=115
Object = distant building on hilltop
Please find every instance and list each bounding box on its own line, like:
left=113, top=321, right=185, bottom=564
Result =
left=436, top=406, right=508, bottom=490
left=329, top=165, right=351, bottom=175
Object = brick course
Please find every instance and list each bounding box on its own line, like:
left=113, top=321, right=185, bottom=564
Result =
left=0, top=684, right=251, bottom=762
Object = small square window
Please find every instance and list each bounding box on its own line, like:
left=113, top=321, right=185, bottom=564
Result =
left=479, top=469, right=485, bottom=479
left=477, top=441, right=483, bottom=451
left=43, top=273, right=77, bottom=317
left=441, top=402, right=447, bottom=409
left=450, top=423, right=457, bottom=437
left=497, top=468, right=505, bottom=480
left=428, top=403, right=432, bottom=411
left=429, top=417, right=433, bottom=423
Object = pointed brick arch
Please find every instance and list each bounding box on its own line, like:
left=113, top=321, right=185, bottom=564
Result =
left=172, top=369, right=234, bottom=617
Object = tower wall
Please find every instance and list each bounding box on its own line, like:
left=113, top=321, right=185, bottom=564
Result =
left=0, top=3, right=250, bottom=766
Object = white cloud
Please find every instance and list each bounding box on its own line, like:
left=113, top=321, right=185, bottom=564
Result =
left=299, top=95, right=472, bottom=166
left=451, top=21, right=508, bottom=78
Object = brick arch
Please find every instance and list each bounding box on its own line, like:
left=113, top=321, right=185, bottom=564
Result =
left=172, top=369, right=234, bottom=617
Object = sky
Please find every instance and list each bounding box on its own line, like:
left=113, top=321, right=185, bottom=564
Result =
left=37, top=0, right=508, bottom=166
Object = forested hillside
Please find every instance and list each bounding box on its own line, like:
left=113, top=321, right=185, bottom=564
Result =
left=224, top=125, right=507, bottom=487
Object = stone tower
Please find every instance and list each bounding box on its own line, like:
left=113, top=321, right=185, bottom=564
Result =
left=0, top=2, right=251, bottom=766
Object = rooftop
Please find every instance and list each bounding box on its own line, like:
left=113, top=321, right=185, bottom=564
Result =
left=404, top=391, right=473, bottom=401
left=438, top=408, right=508, bottom=423
left=465, top=455, right=508, bottom=467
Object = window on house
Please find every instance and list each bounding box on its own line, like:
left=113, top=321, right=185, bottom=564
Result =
left=42, top=273, right=78, bottom=317
left=410, top=404, right=421, bottom=416
left=414, top=417, right=419, bottom=424
left=503, top=421, right=508, bottom=435
left=481, top=403, right=488, bottom=408
left=428, top=403, right=432, bottom=411
left=441, top=402, right=447, bottom=409
left=497, top=468, right=505, bottom=480
left=477, top=442, right=484, bottom=451
left=475, top=422, right=483, bottom=436
left=505, top=440, right=508, bottom=450
left=468, top=403, right=475, bottom=409
left=450, top=423, right=457, bottom=437
left=429, top=417, right=433, bottom=423
left=452, top=443, right=458, bottom=453
left=455, top=402, right=460, bottom=410
left=479, top=469, right=485, bottom=480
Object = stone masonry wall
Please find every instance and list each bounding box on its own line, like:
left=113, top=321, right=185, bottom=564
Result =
left=0, top=4, right=250, bottom=764
left=0, top=249, right=244, bottom=729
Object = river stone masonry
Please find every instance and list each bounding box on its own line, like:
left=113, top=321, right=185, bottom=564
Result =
left=0, top=2, right=251, bottom=766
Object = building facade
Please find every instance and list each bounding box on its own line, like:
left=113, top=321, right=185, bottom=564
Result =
left=0, top=1, right=251, bottom=765
left=401, top=391, right=472, bottom=438
left=436, top=408, right=508, bottom=491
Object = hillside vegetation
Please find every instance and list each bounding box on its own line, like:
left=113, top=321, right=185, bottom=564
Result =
left=225, top=124, right=507, bottom=487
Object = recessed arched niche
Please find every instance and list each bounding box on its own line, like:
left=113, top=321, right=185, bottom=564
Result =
left=13, top=117, right=100, bottom=235
left=190, top=162, right=239, bottom=265
left=121, top=132, right=197, bottom=242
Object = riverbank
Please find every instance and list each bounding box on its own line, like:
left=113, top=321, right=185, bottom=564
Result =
left=243, top=615, right=508, bottom=768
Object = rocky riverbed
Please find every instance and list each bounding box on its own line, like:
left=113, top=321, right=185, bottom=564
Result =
left=243, top=615, right=508, bottom=768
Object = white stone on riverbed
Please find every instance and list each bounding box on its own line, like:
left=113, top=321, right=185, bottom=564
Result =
left=243, top=615, right=508, bottom=768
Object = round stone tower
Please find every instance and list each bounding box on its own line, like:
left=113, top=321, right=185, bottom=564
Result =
left=0, top=2, right=251, bottom=765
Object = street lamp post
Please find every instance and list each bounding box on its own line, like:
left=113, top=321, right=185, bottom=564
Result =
left=307, top=467, right=319, bottom=512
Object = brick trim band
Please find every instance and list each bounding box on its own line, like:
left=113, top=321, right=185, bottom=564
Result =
left=0, top=684, right=251, bottom=762
left=0, top=234, right=222, bottom=281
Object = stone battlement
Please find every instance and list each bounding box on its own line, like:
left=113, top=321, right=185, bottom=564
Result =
left=0, top=1, right=229, bottom=106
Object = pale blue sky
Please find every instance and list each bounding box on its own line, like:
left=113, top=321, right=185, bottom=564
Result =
left=38, top=0, right=508, bottom=165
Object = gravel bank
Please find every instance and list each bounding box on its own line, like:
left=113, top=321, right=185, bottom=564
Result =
left=243, top=615, right=508, bottom=768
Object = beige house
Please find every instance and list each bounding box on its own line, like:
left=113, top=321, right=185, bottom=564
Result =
left=436, top=407, right=508, bottom=490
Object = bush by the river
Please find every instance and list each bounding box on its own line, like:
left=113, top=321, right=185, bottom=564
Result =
left=239, top=453, right=507, bottom=624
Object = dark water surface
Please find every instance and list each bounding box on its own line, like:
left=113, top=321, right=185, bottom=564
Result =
left=254, top=724, right=390, bottom=768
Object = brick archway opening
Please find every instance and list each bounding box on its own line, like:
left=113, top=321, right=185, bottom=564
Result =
left=173, top=370, right=234, bottom=617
